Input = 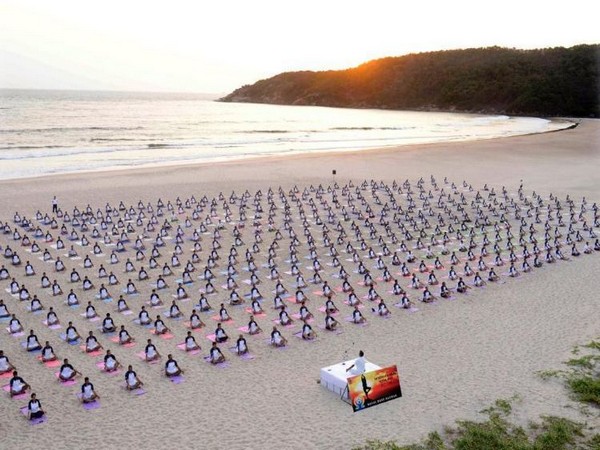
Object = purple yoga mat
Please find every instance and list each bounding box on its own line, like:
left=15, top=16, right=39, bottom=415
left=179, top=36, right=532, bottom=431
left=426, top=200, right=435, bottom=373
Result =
left=77, top=394, right=101, bottom=410
left=20, top=406, right=47, bottom=425
left=169, top=375, right=185, bottom=384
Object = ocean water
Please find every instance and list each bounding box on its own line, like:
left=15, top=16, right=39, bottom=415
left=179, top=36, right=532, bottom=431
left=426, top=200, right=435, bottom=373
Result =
left=0, top=89, right=570, bottom=180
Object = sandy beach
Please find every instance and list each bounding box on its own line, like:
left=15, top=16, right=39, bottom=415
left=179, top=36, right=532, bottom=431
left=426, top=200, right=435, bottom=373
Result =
left=0, top=119, right=599, bottom=449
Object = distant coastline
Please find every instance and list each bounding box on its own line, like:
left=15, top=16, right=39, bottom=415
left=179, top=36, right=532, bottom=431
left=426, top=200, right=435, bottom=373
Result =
left=220, top=45, right=600, bottom=118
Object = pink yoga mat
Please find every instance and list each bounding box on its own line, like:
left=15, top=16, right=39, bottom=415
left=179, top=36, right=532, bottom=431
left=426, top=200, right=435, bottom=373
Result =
left=80, top=345, right=103, bottom=357
left=36, top=356, right=60, bottom=367
left=0, top=371, right=13, bottom=378
left=244, top=308, right=266, bottom=317
left=154, top=331, right=174, bottom=340
left=176, top=343, right=201, bottom=355
left=94, top=361, right=121, bottom=375
left=136, top=352, right=160, bottom=364
left=210, top=315, right=233, bottom=322
left=3, top=383, right=28, bottom=399
left=317, top=306, right=339, bottom=314
left=54, top=372, right=77, bottom=386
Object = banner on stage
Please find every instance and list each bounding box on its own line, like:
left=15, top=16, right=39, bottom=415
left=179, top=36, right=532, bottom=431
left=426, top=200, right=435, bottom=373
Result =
left=347, top=365, right=402, bottom=412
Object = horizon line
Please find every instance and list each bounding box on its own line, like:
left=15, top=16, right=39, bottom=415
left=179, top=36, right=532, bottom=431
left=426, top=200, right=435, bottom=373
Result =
left=0, top=87, right=225, bottom=97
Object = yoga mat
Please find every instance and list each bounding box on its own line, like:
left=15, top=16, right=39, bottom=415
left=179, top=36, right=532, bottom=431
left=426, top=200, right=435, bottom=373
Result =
left=42, top=321, right=62, bottom=329
left=344, top=316, right=368, bottom=326
left=20, top=406, right=47, bottom=425
left=80, top=346, right=102, bottom=357
left=203, top=357, right=230, bottom=368
left=176, top=343, right=201, bottom=355
left=120, top=310, right=133, bottom=315
left=184, top=322, right=204, bottom=332
left=240, top=353, right=255, bottom=360
left=42, top=359, right=60, bottom=368
left=317, top=306, right=339, bottom=314
left=132, top=318, right=153, bottom=328
left=342, top=301, right=364, bottom=308
left=135, top=352, right=160, bottom=364
left=6, top=329, right=25, bottom=337
left=59, top=334, right=80, bottom=345
left=150, top=330, right=174, bottom=340
left=273, top=319, right=294, bottom=328
left=210, top=315, right=233, bottom=322
left=244, top=308, right=266, bottom=316
left=54, top=373, right=77, bottom=386
left=76, top=394, right=101, bottom=410
left=169, top=375, right=185, bottom=384
left=0, top=371, right=13, bottom=378
left=100, top=366, right=121, bottom=376
left=126, top=387, right=146, bottom=395
left=79, top=314, right=100, bottom=322
left=3, top=384, right=28, bottom=400
left=23, top=344, right=42, bottom=353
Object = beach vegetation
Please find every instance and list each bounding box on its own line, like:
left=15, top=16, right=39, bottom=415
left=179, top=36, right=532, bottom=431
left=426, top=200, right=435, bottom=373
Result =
left=539, top=338, right=600, bottom=407
left=353, top=399, right=597, bottom=450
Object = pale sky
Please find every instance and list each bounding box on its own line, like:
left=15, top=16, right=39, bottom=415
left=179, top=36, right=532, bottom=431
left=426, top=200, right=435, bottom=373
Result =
left=1, top=0, right=598, bottom=94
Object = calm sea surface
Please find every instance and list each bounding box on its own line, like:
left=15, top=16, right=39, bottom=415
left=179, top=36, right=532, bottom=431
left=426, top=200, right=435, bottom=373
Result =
left=0, top=89, right=570, bottom=180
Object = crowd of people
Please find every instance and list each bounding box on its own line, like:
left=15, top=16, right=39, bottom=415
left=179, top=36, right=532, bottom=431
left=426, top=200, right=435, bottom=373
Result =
left=1, top=176, right=598, bottom=422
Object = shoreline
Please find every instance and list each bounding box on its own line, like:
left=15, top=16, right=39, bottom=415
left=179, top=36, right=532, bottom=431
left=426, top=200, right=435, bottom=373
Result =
left=0, top=116, right=577, bottom=185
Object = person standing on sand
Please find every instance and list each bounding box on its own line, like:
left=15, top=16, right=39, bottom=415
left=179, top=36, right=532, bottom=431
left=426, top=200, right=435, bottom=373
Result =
left=52, top=196, right=58, bottom=214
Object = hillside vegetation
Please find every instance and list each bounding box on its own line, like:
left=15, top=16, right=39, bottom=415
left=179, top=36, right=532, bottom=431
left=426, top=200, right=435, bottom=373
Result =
left=220, top=45, right=600, bottom=117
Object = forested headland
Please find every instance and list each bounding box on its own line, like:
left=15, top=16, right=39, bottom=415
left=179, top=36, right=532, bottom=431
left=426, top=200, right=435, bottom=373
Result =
left=220, top=45, right=600, bottom=118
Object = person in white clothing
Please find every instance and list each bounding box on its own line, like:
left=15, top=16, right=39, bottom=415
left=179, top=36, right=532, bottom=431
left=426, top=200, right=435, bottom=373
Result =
left=0, top=350, right=15, bottom=374
left=124, top=365, right=143, bottom=390
left=164, top=354, right=183, bottom=377
left=345, top=350, right=367, bottom=375
left=80, top=377, right=99, bottom=403
left=27, top=393, right=45, bottom=420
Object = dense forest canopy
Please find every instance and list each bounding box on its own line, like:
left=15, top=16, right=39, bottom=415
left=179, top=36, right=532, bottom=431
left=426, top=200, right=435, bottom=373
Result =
left=219, top=46, right=600, bottom=117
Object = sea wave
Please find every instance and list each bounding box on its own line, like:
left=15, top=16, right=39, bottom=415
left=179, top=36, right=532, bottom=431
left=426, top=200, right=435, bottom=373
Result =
left=330, top=126, right=416, bottom=131
left=0, top=126, right=144, bottom=133
left=0, top=144, right=69, bottom=150
left=90, top=137, right=155, bottom=142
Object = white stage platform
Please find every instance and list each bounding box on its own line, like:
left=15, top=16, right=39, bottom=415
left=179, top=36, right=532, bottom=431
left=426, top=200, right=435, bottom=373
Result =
left=320, top=359, right=381, bottom=398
